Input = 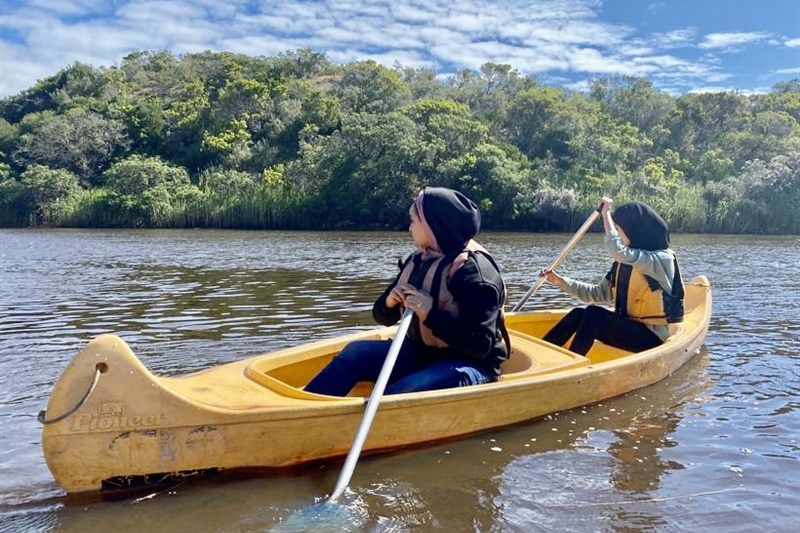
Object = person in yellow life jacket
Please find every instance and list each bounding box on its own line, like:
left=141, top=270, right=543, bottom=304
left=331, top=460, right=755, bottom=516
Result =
left=304, top=187, right=509, bottom=396
left=539, top=197, right=684, bottom=356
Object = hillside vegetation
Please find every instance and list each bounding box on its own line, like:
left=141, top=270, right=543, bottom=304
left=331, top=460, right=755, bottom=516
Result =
left=1, top=49, right=798, bottom=233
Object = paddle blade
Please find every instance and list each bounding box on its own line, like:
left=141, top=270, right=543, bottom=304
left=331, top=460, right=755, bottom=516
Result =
left=269, top=500, right=364, bottom=533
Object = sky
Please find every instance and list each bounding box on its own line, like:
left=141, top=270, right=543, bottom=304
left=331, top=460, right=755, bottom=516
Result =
left=0, top=0, right=798, bottom=99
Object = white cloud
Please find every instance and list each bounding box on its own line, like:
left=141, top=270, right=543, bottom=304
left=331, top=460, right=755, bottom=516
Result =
left=699, top=32, right=770, bottom=50
left=0, top=0, right=793, bottom=99
left=689, top=85, right=772, bottom=95
left=650, top=28, right=697, bottom=49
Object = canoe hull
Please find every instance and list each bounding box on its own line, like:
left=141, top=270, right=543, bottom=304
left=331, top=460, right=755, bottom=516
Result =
left=41, top=277, right=711, bottom=494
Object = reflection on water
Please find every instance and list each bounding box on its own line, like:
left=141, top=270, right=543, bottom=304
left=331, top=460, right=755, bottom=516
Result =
left=1, top=229, right=799, bottom=533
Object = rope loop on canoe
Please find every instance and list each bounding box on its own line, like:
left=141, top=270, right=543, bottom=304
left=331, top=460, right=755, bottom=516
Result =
left=38, top=363, right=107, bottom=425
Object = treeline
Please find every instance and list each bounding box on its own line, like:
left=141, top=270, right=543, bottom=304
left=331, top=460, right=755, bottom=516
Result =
left=1, top=49, right=798, bottom=233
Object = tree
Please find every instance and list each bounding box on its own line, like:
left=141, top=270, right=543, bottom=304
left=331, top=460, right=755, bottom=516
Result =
left=693, top=149, right=735, bottom=184
left=199, top=168, right=258, bottom=198
left=269, top=48, right=331, bottom=79
left=438, top=143, right=531, bottom=228
left=103, top=155, right=196, bottom=226
left=0, top=118, right=18, bottom=163
left=759, top=78, right=800, bottom=123
left=13, top=109, right=130, bottom=186
left=669, top=92, right=748, bottom=164
left=0, top=174, right=27, bottom=225
left=1, top=48, right=798, bottom=234
left=402, top=99, right=489, bottom=175
left=398, top=66, right=447, bottom=100
left=505, top=86, right=577, bottom=164
left=334, top=61, right=412, bottom=114
left=589, top=76, right=675, bottom=148
left=721, top=110, right=799, bottom=169
left=296, top=111, right=425, bottom=227
left=0, top=62, right=105, bottom=122
left=19, top=165, right=82, bottom=225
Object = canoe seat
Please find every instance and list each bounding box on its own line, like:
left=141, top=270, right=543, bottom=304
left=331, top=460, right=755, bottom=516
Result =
left=500, top=332, right=590, bottom=380
left=500, top=347, right=533, bottom=374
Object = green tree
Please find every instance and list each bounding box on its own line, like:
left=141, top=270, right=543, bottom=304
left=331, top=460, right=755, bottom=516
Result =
left=199, top=168, right=258, bottom=198
left=759, top=79, right=800, bottom=122
left=269, top=48, right=332, bottom=79
left=589, top=76, right=675, bottom=150
left=13, top=109, right=129, bottom=186
left=296, top=111, right=425, bottom=227
left=669, top=92, right=748, bottom=165
left=0, top=62, right=106, bottom=122
left=103, top=154, right=196, bottom=226
left=693, top=148, right=735, bottom=184
left=721, top=110, right=799, bottom=169
left=335, top=61, right=412, bottom=114
left=0, top=174, right=27, bottom=225
left=19, top=164, right=83, bottom=225
left=505, top=86, right=577, bottom=164
left=0, top=117, right=19, bottom=157
left=403, top=98, right=489, bottom=177
left=439, top=143, right=530, bottom=228
left=399, top=66, right=448, bottom=100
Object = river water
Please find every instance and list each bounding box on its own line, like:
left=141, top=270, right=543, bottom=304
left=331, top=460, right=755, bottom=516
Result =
left=0, top=228, right=798, bottom=533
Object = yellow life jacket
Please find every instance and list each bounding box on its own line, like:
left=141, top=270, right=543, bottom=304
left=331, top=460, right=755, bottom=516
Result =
left=396, top=240, right=505, bottom=348
left=609, top=253, right=685, bottom=325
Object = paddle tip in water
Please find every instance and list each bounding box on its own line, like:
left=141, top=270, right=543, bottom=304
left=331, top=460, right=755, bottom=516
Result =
left=268, top=498, right=365, bottom=533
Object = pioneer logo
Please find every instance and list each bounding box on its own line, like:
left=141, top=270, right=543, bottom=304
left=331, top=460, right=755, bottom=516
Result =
left=72, top=401, right=164, bottom=432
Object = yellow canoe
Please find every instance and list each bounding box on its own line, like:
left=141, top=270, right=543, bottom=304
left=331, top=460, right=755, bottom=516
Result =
left=41, top=276, right=711, bottom=495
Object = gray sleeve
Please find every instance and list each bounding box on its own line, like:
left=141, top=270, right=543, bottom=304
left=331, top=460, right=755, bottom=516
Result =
left=560, top=275, right=614, bottom=304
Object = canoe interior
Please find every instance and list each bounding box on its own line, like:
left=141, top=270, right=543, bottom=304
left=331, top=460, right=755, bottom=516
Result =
left=245, top=311, right=597, bottom=399
left=161, top=310, right=615, bottom=408
left=244, top=279, right=701, bottom=397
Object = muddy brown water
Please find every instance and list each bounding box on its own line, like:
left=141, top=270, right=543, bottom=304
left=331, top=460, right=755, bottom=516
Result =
left=1, top=229, right=798, bottom=532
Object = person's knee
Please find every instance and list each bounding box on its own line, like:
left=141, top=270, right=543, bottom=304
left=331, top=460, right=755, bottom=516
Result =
left=335, top=341, right=375, bottom=365
left=583, top=305, right=606, bottom=320
left=387, top=363, right=490, bottom=394
left=565, top=307, right=584, bottom=320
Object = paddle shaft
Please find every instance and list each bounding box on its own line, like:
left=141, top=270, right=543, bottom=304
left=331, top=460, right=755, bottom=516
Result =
left=329, top=309, right=414, bottom=502
left=511, top=206, right=602, bottom=312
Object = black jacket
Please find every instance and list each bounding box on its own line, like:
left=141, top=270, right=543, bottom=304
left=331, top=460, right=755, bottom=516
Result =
left=372, top=251, right=508, bottom=378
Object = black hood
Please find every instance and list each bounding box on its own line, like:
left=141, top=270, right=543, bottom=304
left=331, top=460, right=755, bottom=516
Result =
left=612, top=201, right=670, bottom=251
left=421, top=187, right=480, bottom=254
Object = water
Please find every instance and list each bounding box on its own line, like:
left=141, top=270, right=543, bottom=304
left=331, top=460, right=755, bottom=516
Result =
left=1, top=229, right=798, bottom=532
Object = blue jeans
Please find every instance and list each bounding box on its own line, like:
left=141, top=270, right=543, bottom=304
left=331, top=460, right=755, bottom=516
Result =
left=304, top=339, right=494, bottom=396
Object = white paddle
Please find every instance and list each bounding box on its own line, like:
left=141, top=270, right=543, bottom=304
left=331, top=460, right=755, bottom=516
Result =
left=328, top=308, right=414, bottom=502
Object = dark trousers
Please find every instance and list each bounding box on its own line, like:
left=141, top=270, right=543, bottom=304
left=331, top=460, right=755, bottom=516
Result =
left=304, top=339, right=493, bottom=396
left=542, top=305, right=662, bottom=355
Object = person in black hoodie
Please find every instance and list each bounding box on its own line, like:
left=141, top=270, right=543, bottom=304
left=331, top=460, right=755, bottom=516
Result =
left=305, top=187, right=508, bottom=396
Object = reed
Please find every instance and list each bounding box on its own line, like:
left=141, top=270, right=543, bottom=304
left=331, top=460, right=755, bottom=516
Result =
left=176, top=185, right=314, bottom=230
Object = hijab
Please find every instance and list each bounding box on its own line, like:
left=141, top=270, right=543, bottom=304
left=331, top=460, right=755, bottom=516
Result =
left=413, top=187, right=480, bottom=258
left=612, top=201, right=670, bottom=251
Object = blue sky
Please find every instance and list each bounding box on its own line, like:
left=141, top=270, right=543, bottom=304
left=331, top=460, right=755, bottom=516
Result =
left=0, top=0, right=798, bottom=99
